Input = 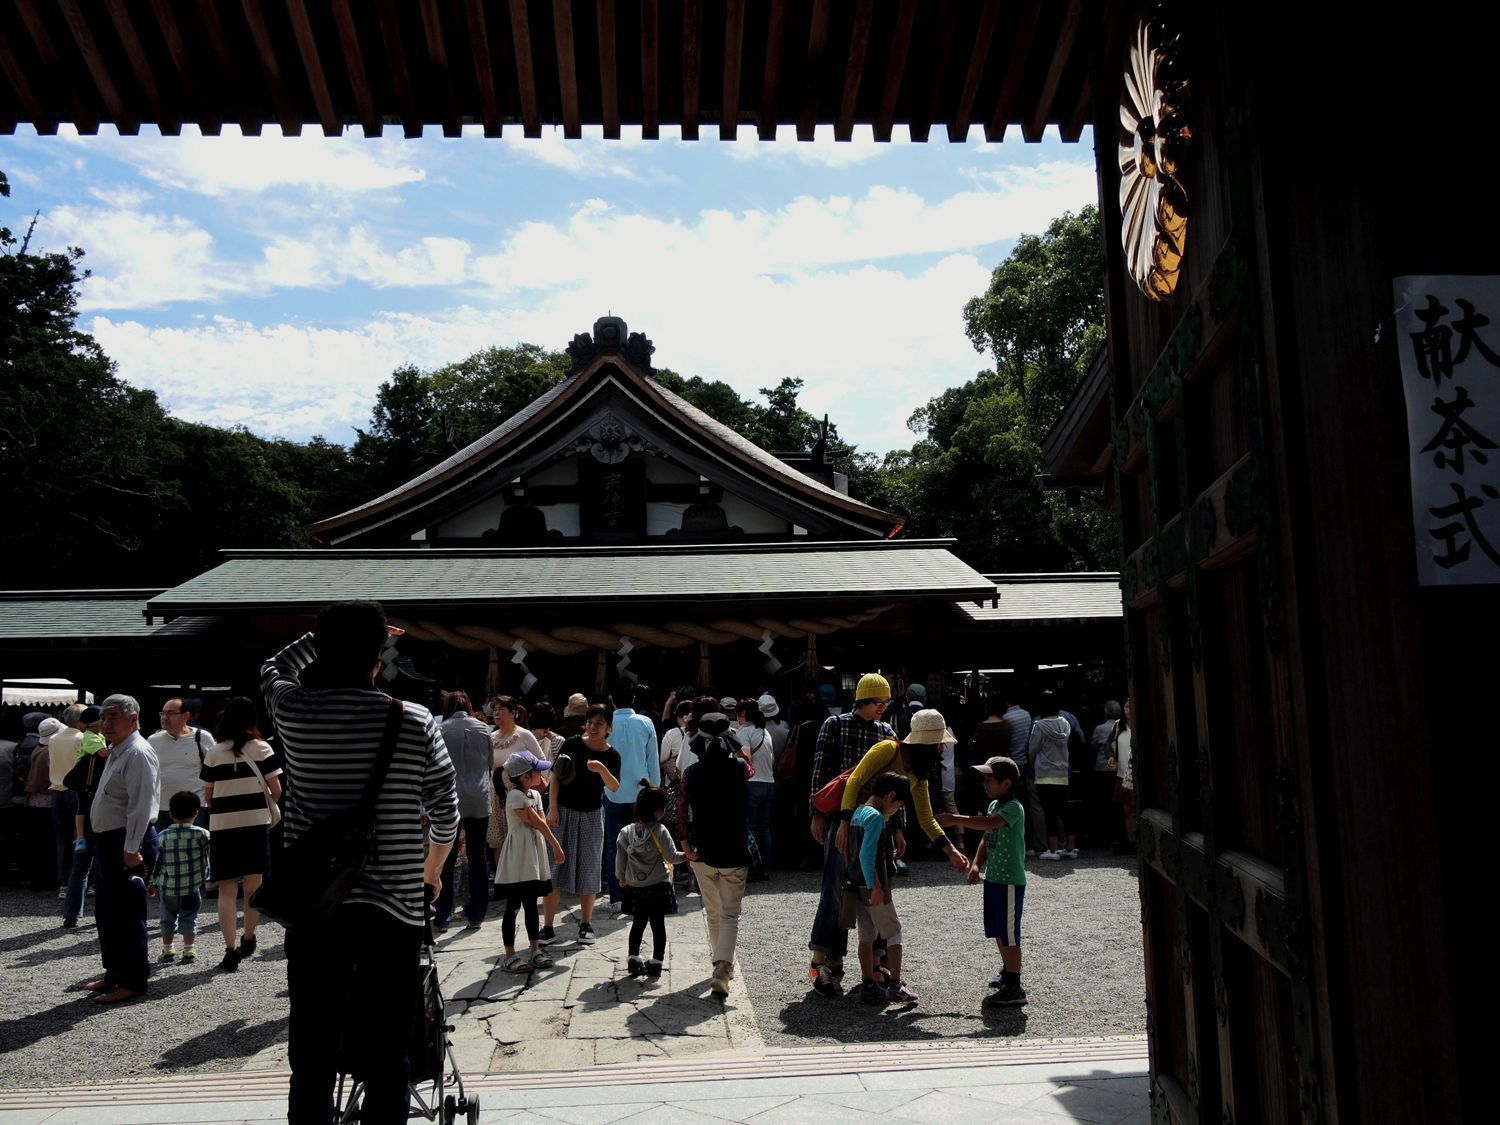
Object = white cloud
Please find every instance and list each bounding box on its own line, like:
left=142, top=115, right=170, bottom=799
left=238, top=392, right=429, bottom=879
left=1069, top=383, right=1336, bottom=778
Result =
left=87, top=184, right=152, bottom=208
left=501, top=129, right=661, bottom=183
left=44, top=205, right=243, bottom=307
left=63, top=129, right=426, bottom=196
left=722, top=124, right=893, bottom=167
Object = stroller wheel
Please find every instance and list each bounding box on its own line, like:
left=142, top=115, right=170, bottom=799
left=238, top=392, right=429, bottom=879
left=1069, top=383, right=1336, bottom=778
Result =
left=466, top=1096, right=481, bottom=1124
left=442, top=1094, right=457, bottom=1124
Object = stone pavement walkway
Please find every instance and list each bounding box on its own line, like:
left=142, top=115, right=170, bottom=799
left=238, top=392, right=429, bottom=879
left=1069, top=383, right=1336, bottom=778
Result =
left=0, top=1035, right=1150, bottom=1123
left=434, top=892, right=763, bottom=1073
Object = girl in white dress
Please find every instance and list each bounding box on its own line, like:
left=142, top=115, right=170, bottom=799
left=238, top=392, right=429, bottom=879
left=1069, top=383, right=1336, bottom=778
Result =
left=496, top=751, right=565, bottom=971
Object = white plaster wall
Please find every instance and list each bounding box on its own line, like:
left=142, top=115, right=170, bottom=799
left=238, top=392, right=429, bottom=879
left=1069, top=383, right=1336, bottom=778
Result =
left=435, top=494, right=506, bottom=539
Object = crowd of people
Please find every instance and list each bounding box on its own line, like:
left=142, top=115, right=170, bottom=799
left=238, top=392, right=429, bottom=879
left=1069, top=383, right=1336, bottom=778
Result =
left=0, top=599, right=1137, bottom=1120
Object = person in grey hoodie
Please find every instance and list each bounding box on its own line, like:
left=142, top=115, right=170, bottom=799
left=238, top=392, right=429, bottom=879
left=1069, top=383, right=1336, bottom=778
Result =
left=435, top=691, right=494, bottom=931
left=615, top=780, right=688, bottom=979
left=1028, top=691, right=1078, bottom=860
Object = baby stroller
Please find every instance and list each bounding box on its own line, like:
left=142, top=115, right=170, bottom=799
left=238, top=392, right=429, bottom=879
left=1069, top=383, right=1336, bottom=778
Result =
left=335, top=896, right=479, bottom=1124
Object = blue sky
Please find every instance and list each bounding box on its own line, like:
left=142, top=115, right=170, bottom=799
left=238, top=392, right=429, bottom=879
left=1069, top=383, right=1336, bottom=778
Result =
left=1, top=124, right=1097, bottom=454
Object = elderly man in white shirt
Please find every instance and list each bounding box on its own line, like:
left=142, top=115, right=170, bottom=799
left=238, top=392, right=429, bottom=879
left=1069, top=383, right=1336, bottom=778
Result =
left=148, top=697, right=213, bottom=829
left=87, top=694, right=161, bottom=1004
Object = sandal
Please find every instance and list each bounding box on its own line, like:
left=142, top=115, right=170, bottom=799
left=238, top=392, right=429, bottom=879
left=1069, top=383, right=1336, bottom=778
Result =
left=500, top=952, right=532, bottom=972
left=529, top=949, right=554, bottom=969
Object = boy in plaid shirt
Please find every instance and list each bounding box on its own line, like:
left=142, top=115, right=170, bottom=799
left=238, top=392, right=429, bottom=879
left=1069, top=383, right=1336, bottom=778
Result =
left=150, top=791, right=211, bottom=963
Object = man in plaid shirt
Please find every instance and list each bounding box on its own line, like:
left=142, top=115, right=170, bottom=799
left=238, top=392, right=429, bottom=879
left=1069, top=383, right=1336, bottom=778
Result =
left=150, top=791, right=211, bottom=964
left=806, top=673, right=893, bottom=995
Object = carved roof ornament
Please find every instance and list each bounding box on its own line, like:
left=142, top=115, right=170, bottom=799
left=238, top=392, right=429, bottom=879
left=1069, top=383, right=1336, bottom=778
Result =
left=1119, top=9, right=1191, bottom=301
left=567, top=315, right=656, bottom=376
left=572, top=415, right=663, bottom=464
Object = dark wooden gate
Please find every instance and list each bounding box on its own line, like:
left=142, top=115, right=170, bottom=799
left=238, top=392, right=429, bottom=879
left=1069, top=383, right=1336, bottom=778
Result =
left=1088, top=4, right=1476, bottom=1121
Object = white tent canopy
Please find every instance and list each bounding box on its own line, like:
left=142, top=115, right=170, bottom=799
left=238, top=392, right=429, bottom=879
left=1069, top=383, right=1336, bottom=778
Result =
left=1, top=679, right=93, bottom=708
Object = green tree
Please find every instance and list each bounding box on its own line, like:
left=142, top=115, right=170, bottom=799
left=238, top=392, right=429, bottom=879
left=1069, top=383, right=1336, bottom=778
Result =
left=867, top=206, right=1117, bottom=571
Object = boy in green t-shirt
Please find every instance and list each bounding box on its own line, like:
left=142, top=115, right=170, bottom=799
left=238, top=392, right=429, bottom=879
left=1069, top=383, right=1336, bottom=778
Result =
left=938, top=755, right=1028, bottom=1007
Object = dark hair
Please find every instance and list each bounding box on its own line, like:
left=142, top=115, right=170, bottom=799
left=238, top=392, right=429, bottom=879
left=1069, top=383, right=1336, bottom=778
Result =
left=1038, top=690, right=1060, bottom=717
left=584, top=704, right=612, bottom=728
left=687, top=695, right=719, bottom=734
left=530, top=701, right=557, bottom=730
left=443, top=691, right=474, bottom=720
left=492, top=694, right=520, bottom=715
left=673, top=699, right=694, bottom=720
left=630, top=683, right=655, bottom=713
left=871, top=772, right=909, bottom=801
left=736, top=698, right=764, bottom=727
left=986, top=757, right=1021, bottom=787
left=986, top=695, right=1008, bottom=717
left=312, top=600, right=388, bottom=684
left=634, top=779, right=668, bottom=822
left=213, top=696, right=261, bottom=757
left=797, top=693, right=826, bottom=724
left=168, top=790, right=201, bottom=820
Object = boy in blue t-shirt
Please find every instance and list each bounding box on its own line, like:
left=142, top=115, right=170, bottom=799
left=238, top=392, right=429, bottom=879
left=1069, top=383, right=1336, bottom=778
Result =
left=846, top=772, right=916, bottom=1004
left=939, top=755, right=1027, bottom=1006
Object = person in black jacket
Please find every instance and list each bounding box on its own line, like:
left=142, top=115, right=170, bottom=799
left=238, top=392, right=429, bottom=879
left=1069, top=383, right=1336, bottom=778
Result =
left=678, top=701, right=750, bottom=998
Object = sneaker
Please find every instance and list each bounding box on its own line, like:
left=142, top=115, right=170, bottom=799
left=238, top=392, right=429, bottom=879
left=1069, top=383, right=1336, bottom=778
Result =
left=577, top=923, right=597, bottom=945
left=159, top=949, right=177, bottom=964
left=239, top=935, right=257, bottom=959
left=885, top=979, right=919, bottom=1004
left=538, top=925, right=557, bottom=945
left=433, top=920, right=451, bottom=934
left=1039, top=850, right=1062, bottom=861
left=985, top=982, right=1028, bottom=1007
left=809, top=962, right=842, bottom=997
left=711, top=963, right=731, bottom=996
left=828, top=961, right=846, bottom=981
left=1064, top=848, right=1080, bottom=859
left=61, top=917, right=77, bottom=929
left=871, top=964, right=892, bottom=988
left=857, top=980, right=886, bottom=1004
left=218, top=949, right=240, bottom=973
left=500, top=952, right=532, bottom=972
left=627, top=954, right=645, bottom=977
left=1025, top=849, right=1039, bottom=858
left=464, top=919, right=483, bottom=930
left=988, top=973, right=1005, bottom=989
left=181, top=948, right=197, bottom=964
left=893, top=859, right=910, bottom=877
left=645, top=958, right=663, bottom=979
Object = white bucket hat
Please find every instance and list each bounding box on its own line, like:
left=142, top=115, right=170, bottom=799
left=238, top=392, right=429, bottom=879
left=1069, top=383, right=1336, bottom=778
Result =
left=904, top=708, right=957, bottom=745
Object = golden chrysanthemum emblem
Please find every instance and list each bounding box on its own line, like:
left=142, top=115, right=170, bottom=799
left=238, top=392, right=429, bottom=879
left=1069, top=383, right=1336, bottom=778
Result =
left=1118, top=17, right=1190, bottom=301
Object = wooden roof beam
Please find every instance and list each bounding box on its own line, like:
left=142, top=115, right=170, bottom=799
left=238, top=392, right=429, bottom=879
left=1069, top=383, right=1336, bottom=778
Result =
left=1062, top=75, right=1091, bottom=143
left=985, top=1, right=1042, bottom=142
left=1025, top=0, right=1083, bottom=142
left=834, top=0, right=872, bottom=142
left=194, top=0, right=256, bottom=134
left=463, top=0, right=501, bottom=136
left=797, top=0, right=831, bottom=141
left=597, top=0, right=618, bottom=139
left=721, top=0, right=745, bottom=140
left=874, top=0, right=917, bottom=142
left=0, top=23, right=51, bottom=134
left=103, top=0, right=176, bottom=135
left=640, top=0, right=659, bottom=138
left=680, top=0, right=699, bottom=139
left=758, top=0, right=787, bottom=140
left=330, top=0, right=379, bottom=136
left=911, top=0, right=957, bottom=143
left=508, top=0, right=541, bottom=137
left=420, top=0, right=461, bottom=137
left=551, top=0, right=581, bottom=138
left=948, top=0, right=1000, bottom=142
left=240, top=0, right=303, bottom=135
left=284, top=0, right=340, bottom=136
left=377, top=0, right=421, bottom=137
left=147, top=0, right=218, bottom=135
left=56, top=0, right=134, bottom=134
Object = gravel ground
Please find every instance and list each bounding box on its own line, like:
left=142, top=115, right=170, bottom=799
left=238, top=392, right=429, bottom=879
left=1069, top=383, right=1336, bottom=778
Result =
left=0, top=883, right=292, bottom=1089
left=733, top=849, right=1145, bottom=1047
left=0, top=851, right=1143, bottom=1088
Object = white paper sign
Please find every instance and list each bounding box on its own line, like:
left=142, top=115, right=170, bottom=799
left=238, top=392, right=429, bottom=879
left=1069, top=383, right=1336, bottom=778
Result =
left=1395, top=275, right=1500, bottom=585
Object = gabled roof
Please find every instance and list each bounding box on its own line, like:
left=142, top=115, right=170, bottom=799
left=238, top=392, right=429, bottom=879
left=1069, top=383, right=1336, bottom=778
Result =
left=145, top=541, right=993, bottom=618
left=309, top=322, right=901, bottom=544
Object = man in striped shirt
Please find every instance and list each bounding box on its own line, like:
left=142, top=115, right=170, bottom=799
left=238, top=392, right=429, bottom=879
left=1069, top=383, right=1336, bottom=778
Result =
left=262, top=601, right=459, bottom=1125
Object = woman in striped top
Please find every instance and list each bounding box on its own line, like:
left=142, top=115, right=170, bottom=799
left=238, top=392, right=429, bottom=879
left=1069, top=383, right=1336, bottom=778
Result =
left=261, top=602, right=458, bottom=1125
left=201, top=696, right=282, bottom=972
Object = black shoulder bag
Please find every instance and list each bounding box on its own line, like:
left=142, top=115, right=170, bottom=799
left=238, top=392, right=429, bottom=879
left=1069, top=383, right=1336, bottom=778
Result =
left=251, top=699, right=405, bottom=929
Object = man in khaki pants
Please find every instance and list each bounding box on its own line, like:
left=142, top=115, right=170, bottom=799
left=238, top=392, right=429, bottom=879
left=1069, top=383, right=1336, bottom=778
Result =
left=677, top=710, right=749, bottom=998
